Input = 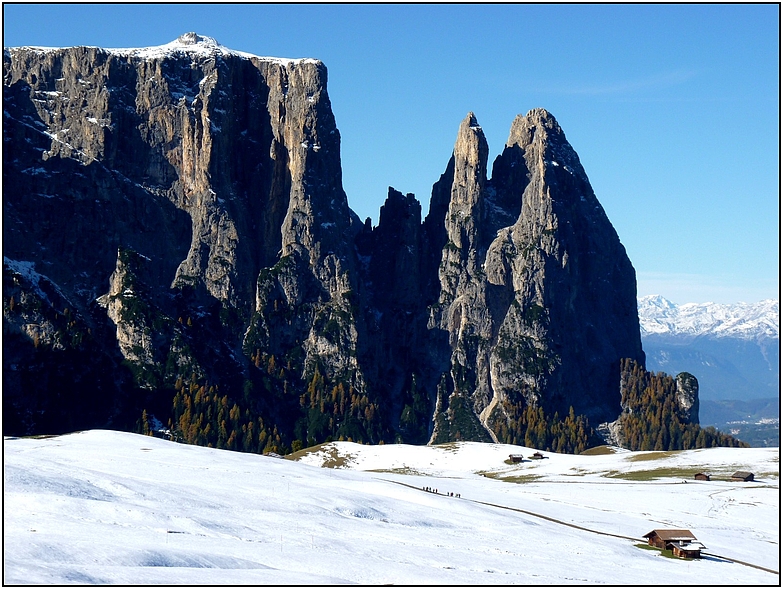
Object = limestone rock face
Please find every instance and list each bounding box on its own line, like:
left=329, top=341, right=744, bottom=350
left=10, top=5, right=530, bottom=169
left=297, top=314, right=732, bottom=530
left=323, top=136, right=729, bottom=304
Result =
left=4, top=35, right=362, bottom=434
left=427, top=114, right=498, bottom=443
left=4, top=35, right=646, bottom=447
left=675, top=372, right=700, bottom=425
left=489, top=109, right=645, bottom=424
left=424, top=109, right=645, bottom=442
left=4, top=34, right=355, bottom=313
left=98, top=249, right=159, bottom=370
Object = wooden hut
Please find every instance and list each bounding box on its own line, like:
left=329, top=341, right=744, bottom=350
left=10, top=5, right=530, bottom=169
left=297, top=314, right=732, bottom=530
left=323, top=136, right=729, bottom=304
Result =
left=643, top=529, right=696, bottom=550
left=670, top=540, right=706, bottom=559
left=694, top=473, right=710, bottom=481
left=530, top=452, right=544, bottom=460
left=508, top=454, right=524, bottom=463
left=643, top=529, right=705, bottom=559
left=731, top=471, right=754, bottom=482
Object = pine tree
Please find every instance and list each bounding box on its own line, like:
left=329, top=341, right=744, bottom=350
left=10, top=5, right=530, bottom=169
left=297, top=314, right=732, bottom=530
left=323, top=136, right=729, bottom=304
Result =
left=141, top=409, right=151, bottom=436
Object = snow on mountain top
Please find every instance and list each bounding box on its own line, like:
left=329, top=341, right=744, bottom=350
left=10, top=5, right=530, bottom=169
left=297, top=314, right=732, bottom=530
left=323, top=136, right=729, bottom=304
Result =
left=4, top=430, right=779, bottom=584
left=3, top=256, right=59, bottom=304
left=638, top=295, right=779, bottom=339
left=7, top=32, right=320, bottom=66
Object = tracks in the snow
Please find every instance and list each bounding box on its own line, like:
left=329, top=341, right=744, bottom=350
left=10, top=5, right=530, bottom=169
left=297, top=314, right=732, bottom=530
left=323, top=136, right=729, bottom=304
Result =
left=379, top=477, right=779, bottom=577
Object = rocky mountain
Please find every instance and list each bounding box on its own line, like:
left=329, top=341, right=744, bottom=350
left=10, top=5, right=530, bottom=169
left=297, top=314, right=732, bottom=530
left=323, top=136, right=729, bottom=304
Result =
left=638, top=296, right=779, bottom=403
left=5, top=33, right=646, bottom=449
left=638, top=295, right=779, bottom=341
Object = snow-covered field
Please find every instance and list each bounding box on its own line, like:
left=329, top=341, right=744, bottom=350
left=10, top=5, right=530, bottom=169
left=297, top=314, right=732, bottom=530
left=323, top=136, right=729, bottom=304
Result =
left=4, top=431, right=779, bottom=584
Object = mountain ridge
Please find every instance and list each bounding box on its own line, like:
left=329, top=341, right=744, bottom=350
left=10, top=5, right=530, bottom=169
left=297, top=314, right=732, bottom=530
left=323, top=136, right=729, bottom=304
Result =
left=639, top=295, right=779, bottom=412
left=4, top=34, right=740, bottom=455
left=5, top=31, right=320, bottom=65
left=638, top=295, right=779, bottom=341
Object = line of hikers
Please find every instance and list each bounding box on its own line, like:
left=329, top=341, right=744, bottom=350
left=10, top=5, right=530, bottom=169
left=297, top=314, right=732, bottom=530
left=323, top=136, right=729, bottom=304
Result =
left=422, top=486, right=460, bottom=498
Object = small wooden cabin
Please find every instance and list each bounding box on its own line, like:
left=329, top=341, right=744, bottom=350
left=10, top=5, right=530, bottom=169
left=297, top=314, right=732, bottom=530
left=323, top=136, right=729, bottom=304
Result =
left=670, top=541, right=706, bottom=559
left=694, top=473, right=710, bottom=481
left=509, top=454, right=524, bottom=463
left=731, top=471, right=754, bottom=482
left=643, top=529, right=704, bottom=559
left=530, top=452, right=544, bottom=460
left=643, top=529, right=696, bottom=550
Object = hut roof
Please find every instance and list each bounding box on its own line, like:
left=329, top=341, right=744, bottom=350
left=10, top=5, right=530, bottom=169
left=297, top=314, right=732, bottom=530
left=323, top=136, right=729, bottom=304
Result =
left=676, top=542, right=706, bottom=550
left=731, top=471, right=754, bottom=479
left=643, top=529, right=697, bottom=542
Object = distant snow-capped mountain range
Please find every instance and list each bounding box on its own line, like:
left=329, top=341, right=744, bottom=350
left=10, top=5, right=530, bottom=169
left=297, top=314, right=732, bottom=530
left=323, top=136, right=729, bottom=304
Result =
left=638, top=295, right=779, bottom=340
left=638, top=296, right=779, bottom=414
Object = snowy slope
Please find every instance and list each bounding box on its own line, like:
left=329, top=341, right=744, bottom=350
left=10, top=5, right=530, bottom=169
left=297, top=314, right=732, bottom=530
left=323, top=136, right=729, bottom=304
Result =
left=4, top=431, right=779, bottom=584
left=638, top=295, right=779, bottom=340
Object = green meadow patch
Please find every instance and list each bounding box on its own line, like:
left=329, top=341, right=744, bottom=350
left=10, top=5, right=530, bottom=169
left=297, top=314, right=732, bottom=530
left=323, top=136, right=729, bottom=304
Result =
left=634, top=543, right=686, bottom=560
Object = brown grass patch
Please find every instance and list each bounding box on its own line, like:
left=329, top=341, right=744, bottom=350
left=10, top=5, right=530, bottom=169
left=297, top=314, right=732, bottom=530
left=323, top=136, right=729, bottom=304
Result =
left=286, top=443, right=354, bottom=468
left=580, top=446, right=618, bottom=456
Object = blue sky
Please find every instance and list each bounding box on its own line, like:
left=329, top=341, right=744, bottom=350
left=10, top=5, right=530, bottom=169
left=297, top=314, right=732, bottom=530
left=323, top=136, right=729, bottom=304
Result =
left=4, top=4, right=779, bottom=304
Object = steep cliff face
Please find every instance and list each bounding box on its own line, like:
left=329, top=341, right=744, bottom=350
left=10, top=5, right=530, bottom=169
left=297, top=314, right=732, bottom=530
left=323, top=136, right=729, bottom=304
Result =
left=4, top=35, right=646, bottom=449
left=4, top=34, right=363, bottom=434
left=4, top=33, right=356, bottom=311
left=420, top=109, right=645, bottom=442
left=427, top=114, right=502, bottom=443
left=492, top=109, right=645, bottom=422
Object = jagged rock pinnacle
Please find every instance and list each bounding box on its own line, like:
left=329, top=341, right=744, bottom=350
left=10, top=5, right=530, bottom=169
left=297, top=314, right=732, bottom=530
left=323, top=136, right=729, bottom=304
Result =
left=507, top=108, right=563, bottom=149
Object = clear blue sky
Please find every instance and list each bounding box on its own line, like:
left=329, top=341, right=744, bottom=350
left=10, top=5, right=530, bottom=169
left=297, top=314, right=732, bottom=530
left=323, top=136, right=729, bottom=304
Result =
left=4, top=4, right=779, bottom=304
